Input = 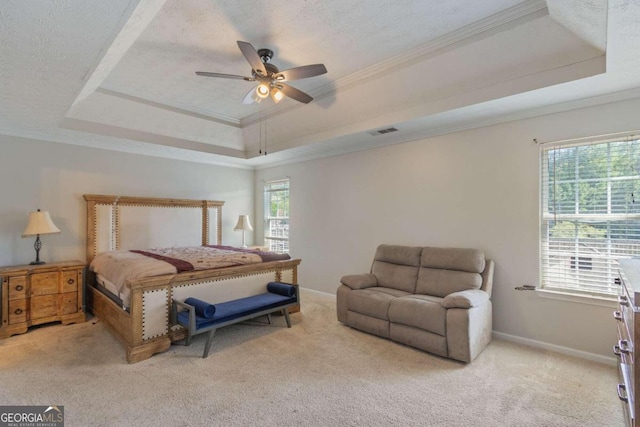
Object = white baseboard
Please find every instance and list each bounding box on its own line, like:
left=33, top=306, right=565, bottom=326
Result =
left=493, top=331, right=616, bottom=366
left=299, top=287, right=336, bottom=298
left=298, top=287, right=616, bottom=365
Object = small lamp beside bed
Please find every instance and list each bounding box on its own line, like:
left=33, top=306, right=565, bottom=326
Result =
left=234, top=214, right=253, bottom=248
left=22, top=209, right=61, bottom=265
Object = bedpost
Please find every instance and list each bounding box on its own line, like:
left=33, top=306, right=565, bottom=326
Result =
left=85, top=198, right=96, bottom=264
left=83, top=194, right=122, bottom=263
left=202, top=201, right=223, bottom=246
left=202, top=201, right=209, bottom=246
left=113, top=200, right=120, bottom=251
left=217, top=204, right=222, bottom=245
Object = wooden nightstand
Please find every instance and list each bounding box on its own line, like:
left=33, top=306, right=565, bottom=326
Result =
left=0, top=260, right=85, bottom=339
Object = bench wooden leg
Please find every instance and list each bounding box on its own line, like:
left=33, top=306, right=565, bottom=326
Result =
left=266, top=314, right=272, bottom=324
left=283, top=309, right=291, bottom=328
left=185, top=332, right=192, bottom=347
left=203, top=329, right=217, bottom=358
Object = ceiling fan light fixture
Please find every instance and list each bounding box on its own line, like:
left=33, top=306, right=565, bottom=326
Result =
left=196, top=41, right=326, bottom=105
left=271, top=87, right=284, bottom=103
left=256, top=83, right=270, bottom=98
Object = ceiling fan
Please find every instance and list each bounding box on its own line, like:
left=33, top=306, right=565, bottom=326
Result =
left=196, top=41, right=327, bottom=105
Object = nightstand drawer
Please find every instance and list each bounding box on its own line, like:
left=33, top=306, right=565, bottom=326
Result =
left=8, top=276, right=27, bottom=300
left=31, top=272, right=59, bottom=296
left=58, top=292, right=78, bottom=315
left=8, top=300, right=28, bottom=324
left=61, top=270, right=79, bottom=292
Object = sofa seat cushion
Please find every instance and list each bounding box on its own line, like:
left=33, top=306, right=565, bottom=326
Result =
left=348, top=287, right=410, bottom=320
left=388, top=295, right=446, bottom=336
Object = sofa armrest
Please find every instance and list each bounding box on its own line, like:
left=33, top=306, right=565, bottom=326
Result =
left=340, top=274, right=378, bottom=290
left=442, top=290, right=490, bottom=309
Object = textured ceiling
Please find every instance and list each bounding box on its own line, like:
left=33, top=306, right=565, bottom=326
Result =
left=2, top=0, right=640, bottom=168
left=103, top=0, right=528, bottom=120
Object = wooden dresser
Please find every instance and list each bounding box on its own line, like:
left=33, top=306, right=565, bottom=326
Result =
left=616, top=259, right=640, bottom=426
left=0, top=260, right=85, bottom=339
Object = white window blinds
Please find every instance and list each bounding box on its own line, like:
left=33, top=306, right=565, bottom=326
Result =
left=264, top=179, right=290, bottom=254
left=540, top=136, right=640, bottom=297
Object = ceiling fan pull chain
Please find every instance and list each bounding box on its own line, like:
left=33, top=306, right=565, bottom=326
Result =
left=259, top=115, right=263, bottom=154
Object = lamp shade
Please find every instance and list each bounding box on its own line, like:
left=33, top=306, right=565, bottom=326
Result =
left=22, top=210, right=61, bottom=237
left=233, top=215, right=253, bottom=231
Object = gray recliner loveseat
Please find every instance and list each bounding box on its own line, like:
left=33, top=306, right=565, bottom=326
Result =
left=337, top=244, right=494, bottom=362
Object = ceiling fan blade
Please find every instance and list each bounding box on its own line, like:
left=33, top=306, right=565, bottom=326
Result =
left=195, top=71, right=254, bottom=81
left=275, top=64, right=327, bottom=82
left=237, top=41, right=267, bottom=76
left=242, top=86, right=258, bottom=104
left=279, top=83, right=313, bottom=104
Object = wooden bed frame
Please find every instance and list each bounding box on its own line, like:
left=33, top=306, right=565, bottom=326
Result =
left=83, top=194, right=300, bottom=363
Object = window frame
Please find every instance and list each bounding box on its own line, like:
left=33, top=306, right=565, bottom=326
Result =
left=263, top=178, right=290, bottom=254
left=539, top=135, right=640, bottom=298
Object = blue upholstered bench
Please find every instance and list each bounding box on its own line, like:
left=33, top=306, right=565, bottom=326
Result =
left=171, top=282, right=298, bottom=358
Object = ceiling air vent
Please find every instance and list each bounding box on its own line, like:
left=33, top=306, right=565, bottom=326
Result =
left=369, top=127, right=398, bottom=136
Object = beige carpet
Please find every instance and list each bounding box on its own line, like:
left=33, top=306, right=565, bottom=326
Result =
left=0, top=290, right=624, bottom=427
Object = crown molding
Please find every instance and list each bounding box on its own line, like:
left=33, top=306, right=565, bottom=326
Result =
left=402, top=87, right=640, bottom=144
left=322, top=0, right=549, bottom=95
left=252, top=86, right=640, bottom=170
left=60, top=117, right=247, bottom=158
left=96, top=87, right=242, bottom=127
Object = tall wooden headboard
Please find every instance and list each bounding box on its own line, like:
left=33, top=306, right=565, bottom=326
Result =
left=83, top=195, right=224, bottom=264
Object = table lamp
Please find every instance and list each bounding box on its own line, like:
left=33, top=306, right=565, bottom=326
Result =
left=22, top=209, right=61, bottom=265
left=233, top=215, right=253, bottom=248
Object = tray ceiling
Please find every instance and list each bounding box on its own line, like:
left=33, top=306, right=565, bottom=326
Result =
left=2, top=0, right=639, bottom=168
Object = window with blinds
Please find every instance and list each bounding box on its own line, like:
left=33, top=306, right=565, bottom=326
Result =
left=264, top=178, right=290, bottom=254
left=540, top=136, right=640, bottom=297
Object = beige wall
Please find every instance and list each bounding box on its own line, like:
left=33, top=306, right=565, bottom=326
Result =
left=0, top=135, right=254, bottom=266
left=255, top=97, right=640, bottom=359
left=4, top=95, right=637, bottom=359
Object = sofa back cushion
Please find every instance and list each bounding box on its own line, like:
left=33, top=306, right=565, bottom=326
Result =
left=371, top=245, right=421, bottom=293
left=416, top=247, right=485, bottom=297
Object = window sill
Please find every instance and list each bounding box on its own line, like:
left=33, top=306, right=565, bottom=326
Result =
left=534, top=288, right=617, bottom=308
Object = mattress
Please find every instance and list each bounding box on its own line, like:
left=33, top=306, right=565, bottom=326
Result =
left=90, top=245, right=290, bottom=308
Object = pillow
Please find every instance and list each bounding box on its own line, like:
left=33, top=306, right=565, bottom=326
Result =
left=267, top=282, right=297, bottom=297
left=184, top=297, right=216, bottom=318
